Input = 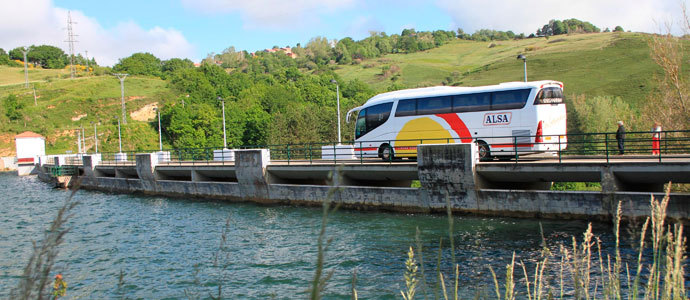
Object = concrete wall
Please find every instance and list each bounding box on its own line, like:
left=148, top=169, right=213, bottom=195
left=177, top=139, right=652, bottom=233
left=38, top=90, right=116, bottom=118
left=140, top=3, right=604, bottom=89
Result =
left=0, top=156, right=17, bottom=171
left=65, top=149, right=690, bottom=222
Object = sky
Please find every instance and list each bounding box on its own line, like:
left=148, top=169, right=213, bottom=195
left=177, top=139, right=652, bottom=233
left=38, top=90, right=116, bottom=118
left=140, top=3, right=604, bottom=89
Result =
left=0, top=0, right=683, bottom=66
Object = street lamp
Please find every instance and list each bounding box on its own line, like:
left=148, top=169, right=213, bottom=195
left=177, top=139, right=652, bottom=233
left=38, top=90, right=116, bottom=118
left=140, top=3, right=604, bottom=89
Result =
left=91, top=122, right=98, bottom=153
left=81, top=126, right=86, bottom=153
left=218, top=97, right=227, bottom=149
left=330, top=79, right=342, bottom=144
left=117, top=118, right=123, bottom=153
left=516, top=54, right=527, bottom=82
left=154, top=107, right=162, bottom=151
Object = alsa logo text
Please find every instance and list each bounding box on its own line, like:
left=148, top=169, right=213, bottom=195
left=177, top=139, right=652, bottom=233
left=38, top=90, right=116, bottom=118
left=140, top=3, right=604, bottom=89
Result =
left=483, top=112, right=511, bottom=125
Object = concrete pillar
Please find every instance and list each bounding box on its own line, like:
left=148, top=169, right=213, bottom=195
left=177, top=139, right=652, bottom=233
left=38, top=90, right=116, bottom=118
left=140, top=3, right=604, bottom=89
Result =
left=235, top=149, right=272, bottom=201
left=135, top=153, right=159, bottom=182
left=417, top=143, right=478, bottom=210
left=82, top=155, right=102, bottom=178
left=191, top=170, right=210, bottom=182
left=115, top=168, right=127, bottom=179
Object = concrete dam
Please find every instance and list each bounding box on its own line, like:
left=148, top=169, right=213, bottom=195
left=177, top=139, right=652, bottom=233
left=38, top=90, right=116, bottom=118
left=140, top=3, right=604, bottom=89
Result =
left=34, top=144, right=690, bottom=222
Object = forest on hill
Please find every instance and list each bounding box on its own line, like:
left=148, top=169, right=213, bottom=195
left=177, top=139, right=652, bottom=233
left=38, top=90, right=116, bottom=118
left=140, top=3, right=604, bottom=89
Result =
left=0, top=19, right=687, bottom=155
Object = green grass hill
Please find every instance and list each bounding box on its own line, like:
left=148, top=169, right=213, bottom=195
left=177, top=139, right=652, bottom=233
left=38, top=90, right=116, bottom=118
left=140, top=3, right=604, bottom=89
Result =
left=0, top=69, right=174, bottom=155
left=335, top=32, right=681, bottom=110
left=0, top=32, right=685, bottom=156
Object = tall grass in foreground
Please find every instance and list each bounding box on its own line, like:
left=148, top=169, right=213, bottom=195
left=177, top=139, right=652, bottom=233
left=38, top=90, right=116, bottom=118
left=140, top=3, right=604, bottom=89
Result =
left=10, top=184, right=79, bottom=300
left=392, top=184, right=686, bottom=300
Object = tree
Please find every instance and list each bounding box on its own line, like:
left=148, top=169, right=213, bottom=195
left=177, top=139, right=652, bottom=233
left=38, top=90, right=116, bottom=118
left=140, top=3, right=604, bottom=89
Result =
left=30, top=45, right=68, bottom=68
left=613, top=26, right=624, bottom=32
left=8, top=45, right=68, bottom=69
left=169, top=68, right=215, bottom=101
left=4, top=94, right=23, bottom=121
left=552, top=20, right=567, bottom=35
left=162, top=58, right=194, bottom=75
left=0, top=48, right=8, bottom=65
left=305, top=37, right=332, bottom=65
left=113, top=52, right=162, bottom=76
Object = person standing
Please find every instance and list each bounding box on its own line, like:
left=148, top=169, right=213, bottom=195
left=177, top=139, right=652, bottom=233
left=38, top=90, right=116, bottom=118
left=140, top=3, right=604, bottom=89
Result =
left=652, top=122, right=662, bottom=155
left=616, top=121, right=626, bottom=155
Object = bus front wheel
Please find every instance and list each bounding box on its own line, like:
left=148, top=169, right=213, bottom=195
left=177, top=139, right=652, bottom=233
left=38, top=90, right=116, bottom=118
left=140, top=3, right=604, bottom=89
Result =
left=478, top=141, right=492, bottom=161
left=380, top=144, right=394, bottom=161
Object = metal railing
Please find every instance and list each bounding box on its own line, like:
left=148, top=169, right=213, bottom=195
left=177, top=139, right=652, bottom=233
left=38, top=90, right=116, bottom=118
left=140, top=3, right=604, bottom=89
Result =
left=48, top=165, right=78, bottom=177
left=60, top=130, right=690, bottom=166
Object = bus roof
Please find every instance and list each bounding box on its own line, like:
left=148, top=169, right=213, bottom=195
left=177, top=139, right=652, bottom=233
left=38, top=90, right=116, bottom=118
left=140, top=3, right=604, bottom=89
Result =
left=362, top=80, right=562, bottom=107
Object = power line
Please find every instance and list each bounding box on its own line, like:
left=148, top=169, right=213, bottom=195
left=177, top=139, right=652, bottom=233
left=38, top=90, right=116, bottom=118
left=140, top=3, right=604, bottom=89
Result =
left=64, top=11, right=79, bottom=79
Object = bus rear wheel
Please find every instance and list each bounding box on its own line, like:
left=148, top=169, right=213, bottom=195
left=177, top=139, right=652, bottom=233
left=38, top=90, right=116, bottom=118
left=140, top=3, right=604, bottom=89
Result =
left=380, top=144, right=394, bottom=161
left=478, top=141, right=492, bottom=161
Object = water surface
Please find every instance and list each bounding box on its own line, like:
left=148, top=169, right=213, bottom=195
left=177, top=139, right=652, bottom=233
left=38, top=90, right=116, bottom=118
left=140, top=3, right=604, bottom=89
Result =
left=0, top=172, right=633, bottom=299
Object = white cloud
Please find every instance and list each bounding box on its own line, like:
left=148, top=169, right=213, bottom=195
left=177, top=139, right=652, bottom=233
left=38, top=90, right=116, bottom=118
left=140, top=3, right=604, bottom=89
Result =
left=182, top=0, right=357, bottom=29
left=436, top=0, right=682, bottom=35
left=0, top=0, right=195, bottom=66
left=344, top=16, right=384, bottom=39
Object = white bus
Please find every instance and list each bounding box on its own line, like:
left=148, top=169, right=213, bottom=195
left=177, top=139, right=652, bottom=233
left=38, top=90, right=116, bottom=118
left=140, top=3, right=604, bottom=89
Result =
left=346, top=80, right=567, bottom=160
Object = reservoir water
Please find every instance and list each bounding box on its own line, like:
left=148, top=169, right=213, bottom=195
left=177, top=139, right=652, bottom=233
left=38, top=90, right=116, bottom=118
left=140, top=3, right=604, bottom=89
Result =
left=0, top=172, right=640, bottom=299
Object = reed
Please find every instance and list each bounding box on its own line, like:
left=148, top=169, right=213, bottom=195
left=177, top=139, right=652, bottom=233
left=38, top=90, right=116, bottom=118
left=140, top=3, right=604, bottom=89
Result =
left=309, top=170, right=341, bottom=300
left=10, top=186, right=79, bottom=300
left=396, top=183, right=685, bottom=299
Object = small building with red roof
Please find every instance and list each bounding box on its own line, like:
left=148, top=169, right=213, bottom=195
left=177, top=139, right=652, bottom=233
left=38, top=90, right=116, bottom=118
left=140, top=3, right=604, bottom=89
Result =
left=15, top=131, right=45, bottom=164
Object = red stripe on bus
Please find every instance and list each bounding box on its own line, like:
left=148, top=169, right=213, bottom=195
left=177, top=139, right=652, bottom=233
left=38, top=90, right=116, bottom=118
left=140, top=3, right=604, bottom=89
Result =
left=354, top=148, right=378, bottom=151
left=17, top=157, right=34, bottom=163
left=491, top=144, right=534, bottom=148
left=435, top=113, right=472, bottom=143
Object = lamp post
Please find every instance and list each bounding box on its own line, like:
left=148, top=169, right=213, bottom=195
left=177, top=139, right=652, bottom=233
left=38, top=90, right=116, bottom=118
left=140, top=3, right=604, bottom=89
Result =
left=218, top=97, right=227, bottom=149
left=330, top=79, right=342, bottom=144
left=517, top=54, right=527, bottom=82
left=81, top=127, right=85, bottom=153
left=155, top=108, right=162, bottom=151
left=77, top=129, right=81, bottom=153
left=92, top=122, right=98, bottom=153
left=117, top=118, right=123, bottom=153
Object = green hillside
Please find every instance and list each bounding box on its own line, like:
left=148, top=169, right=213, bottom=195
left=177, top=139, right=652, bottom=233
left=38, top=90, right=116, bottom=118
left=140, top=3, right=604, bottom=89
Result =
left=0, top=71, right=174, bottom=155
left=0, top=32, right=684, bottom=156
left=335, top=32, right=678, bottom=110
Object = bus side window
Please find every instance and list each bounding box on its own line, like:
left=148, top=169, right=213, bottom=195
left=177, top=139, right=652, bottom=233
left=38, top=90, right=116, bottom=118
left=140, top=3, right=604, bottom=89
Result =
left=395, top=99, right=417, bottom=117
left=417, top=96, right=451, bottom=115
left=491, top=89, right=531, bottom=110
left=452, top=93, right=490, bottom=112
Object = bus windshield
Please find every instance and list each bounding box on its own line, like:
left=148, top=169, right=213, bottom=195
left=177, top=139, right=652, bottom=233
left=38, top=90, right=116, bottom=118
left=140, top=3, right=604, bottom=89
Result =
left=355, top=102, right=393, bottom=139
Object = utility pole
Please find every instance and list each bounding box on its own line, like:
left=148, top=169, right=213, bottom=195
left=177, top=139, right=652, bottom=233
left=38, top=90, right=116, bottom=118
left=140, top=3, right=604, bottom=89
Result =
left=65, top=11, right=78, bottom=79
left=114, top=73, right=129, bottom=124
left=84, top=50, right=89, bottom=75
left=21, top=47, right=30, bottom=88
